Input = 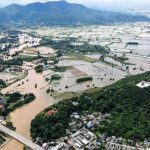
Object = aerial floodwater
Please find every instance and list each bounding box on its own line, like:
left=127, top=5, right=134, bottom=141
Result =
left=1, top=67, right=54, bottom=150
left=0, top=0, right=150, bottom=149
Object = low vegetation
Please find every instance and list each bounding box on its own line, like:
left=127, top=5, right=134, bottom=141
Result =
left=0, top=132, right=6, bottom=145
left=0, top=58, right=23, bottom=66
left=0, top=79, right=6, bottom=89
left=51, top=66, right=69, bottom=72
left=127, top=42, right=139, bottom=45
left=55, top=92, right=79, bottom=100
left=6, top=121, right=16, bottom=131
left=108, top=55, right=129, bottom=63
left=15, top=54, right=42, bottom=62
left=65, top=54, right=98, bottom=63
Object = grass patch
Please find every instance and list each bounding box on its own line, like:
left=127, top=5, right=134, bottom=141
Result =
left=51, top=66, right=69, bottom=72
left=83, top=87, right=100, bottom=94
left=55, top=92, right=79, bottom=100
left=15, top=54, right=35, bottom=59
left=65, top=54, right=98, bottom=63
left=23, top=47, right=34, bottom=52
left=15, top=54, right=38, bottom=62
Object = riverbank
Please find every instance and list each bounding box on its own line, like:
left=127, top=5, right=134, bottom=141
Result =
left=1, top=69, right=54, bottom=150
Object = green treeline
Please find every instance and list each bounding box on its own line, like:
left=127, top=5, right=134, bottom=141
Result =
left=1, top=92, right=36, bottom=116
left=76, top=76, right=93, bottom=83
left=0, top=58, right=23, bottom=66
left=0, top=79, right=6, bottom=88
left=40, top=38, right=110, bottom=54
left=34, top=65, right=43, bottom=73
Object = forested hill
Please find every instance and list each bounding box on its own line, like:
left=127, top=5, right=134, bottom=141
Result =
left=0, top=0, right=149, bottom=25
left=31, top=71, right=150, bottom=142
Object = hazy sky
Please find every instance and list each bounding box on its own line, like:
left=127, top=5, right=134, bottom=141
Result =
left=0, top=0, right=150, bottom=9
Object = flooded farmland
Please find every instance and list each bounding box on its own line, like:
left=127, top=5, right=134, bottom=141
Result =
left=0, top=22, right=150, bottom=150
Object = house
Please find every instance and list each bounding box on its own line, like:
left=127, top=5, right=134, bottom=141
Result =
left=42, top=143, right=48, bottom=149
left=87, top=121, right=94, bottom=129
left=136, top=81, right=150, bottom=88
left=46, top=109, right=55, bottom=117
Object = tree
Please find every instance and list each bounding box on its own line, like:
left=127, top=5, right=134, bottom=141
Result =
left=34, top=65, right=43, bottom=73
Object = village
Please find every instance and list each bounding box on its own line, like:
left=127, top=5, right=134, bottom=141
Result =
left=37, top=105, right=150, bottom=150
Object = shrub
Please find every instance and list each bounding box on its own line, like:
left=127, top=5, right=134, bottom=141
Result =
left=0, top=79, right=6, bottom=88
left=51, top=74, right=61, bottom=81
left=34, top=65, right=43, bottom=73
left=76, top=76, right=93, bottom=83
left=47, top=89, right=50, bottom=93
left=45, top=78, right=50, bottom=82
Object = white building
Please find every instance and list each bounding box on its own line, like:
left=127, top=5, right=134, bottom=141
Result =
left=136, top=81, right=150, bottom=88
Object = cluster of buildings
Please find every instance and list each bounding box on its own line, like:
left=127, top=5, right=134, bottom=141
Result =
left=67, top=111, right=110, bottom=134
left=39, top=109, right=150, bottom=150
left=0, top=43, right=11, bottom=52
left=9, top=33, right=41, bottom=55
left=46, top=129, right=147, bottom=150
left=68, top=128, right=97, bottom=150
left=106, top=137, right=149, bottom=150
left=0, top=29, right=41, bottom=56
left=106, top=142, right=136, bottom=150
left=45, top=128, right=98, bottom=150
left=104, top=135, right=137, bottom=150
left=0, top=31, right=17, bottom=52
left=18, top=33, right=41, bottom=45
left=37, top=111, right=108, bottom=150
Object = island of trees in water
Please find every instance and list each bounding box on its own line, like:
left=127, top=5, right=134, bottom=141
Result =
left=0, top=92, right=36, bottom=130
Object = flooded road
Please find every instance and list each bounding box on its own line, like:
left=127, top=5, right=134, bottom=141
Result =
left=1, top=69, right=54, bottom=150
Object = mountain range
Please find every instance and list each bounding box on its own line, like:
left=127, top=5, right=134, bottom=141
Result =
left=0, top=0, right=149, bottom=26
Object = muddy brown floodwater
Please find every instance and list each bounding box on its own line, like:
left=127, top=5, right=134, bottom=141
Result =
left=1, top=69, right=54, bottom=150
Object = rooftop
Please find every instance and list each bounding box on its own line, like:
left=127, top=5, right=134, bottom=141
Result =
left=136, top=81, right=150, bottom=88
